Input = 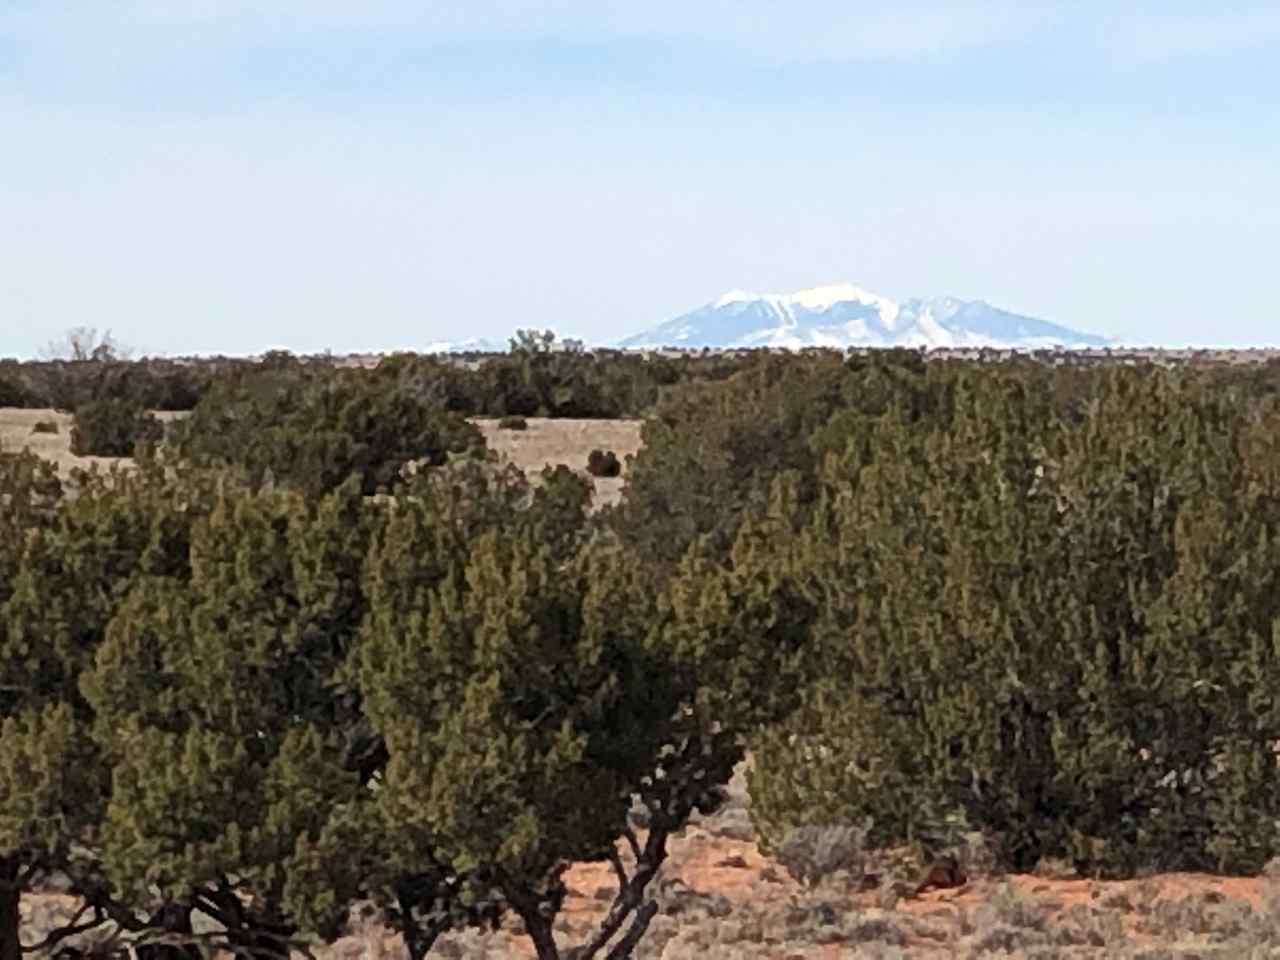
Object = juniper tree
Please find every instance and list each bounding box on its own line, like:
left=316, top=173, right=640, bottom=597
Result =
left=81, top=478, right=377, bottom=959
left=747, top=367, right=1280, bottom=876
left=168, top=367, right=484, bottom=497
left=70, top=395, right=164, bottom=458
left=353, top=457, right=688, bottom=960
left=607, top=350, right=956, bottom=577
left=72, top=461, right=602, bottom=960
left=746, top=374, right=1070, bottom=865
left=0, top=460, right=201, bottom=960
left=1041, top=370, right=1280, bottom=874
left=349, top=453, right=817, bottom=960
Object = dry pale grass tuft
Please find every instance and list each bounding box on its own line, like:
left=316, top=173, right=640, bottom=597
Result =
left=22, top=816, right=1280, bottom=958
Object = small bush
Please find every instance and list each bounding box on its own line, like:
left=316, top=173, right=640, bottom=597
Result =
left=31, top=420, right=60, bottom=435
left=70, top=397, right=162, bottom=457
left=498, top=415, right=528, bottom=431
left=976, top=883, right=1052, bottom=933
left=1052, top=902, right=1126, bottom=949
left=775, top=822, right=871, bottom=890
left=1032, top=856, right=1079, bottom=881
left=0, top=373, right=29, bottom=407
left=586, top=449, right=622, bottom=478
left=706, top=807, right=756, bottom=842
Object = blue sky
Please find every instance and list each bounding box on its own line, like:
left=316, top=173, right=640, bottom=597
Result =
left=2, top=2, right=1278, bottom=357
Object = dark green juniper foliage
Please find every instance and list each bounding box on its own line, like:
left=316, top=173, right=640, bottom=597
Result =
left=13, top=347, right=1280, bottom=960
left=371, top=333, right=665, bottom=419
left=0, top=460, right=197, bottom=960
left=355, top=462, right=686, bottom=960
left=1044, top=370, right=1280, bottom=875
left=62, top=455, right=747, bottom=960
left=0, top=356, right=209, bottom=412
left=606, top=349, right=944, bottom=576
left=503, top=328, right=608, bottom=417
left=82, top=477, right=375, bottom=959
left=168, top=360, right=485, bottom=497
left=0, top=374, right=27, bottom=409
left=585, top=449, right=621, bottom=478
left=749, top=372, right=1067, bottom=864
left=70, top=394, right=164, bottom=457
left=747, top=366, right=1280, bottom=877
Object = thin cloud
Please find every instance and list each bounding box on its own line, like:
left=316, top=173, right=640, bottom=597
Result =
left=0, top=2, right=1063, bottom=66
left=1111, top=9, right=1280, bottom=61
left=9, top=2, right=1277, bottom=79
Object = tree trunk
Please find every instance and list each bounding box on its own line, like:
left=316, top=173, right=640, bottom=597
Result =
left=605, top=899, right=658, bottom=960
left=522, top=912, right=560, bottom=960
left=396, top=893, right=448, bottom=960
left=136, top=902, right=200, bottom=960
left=0, top=881, right=20, bottom=960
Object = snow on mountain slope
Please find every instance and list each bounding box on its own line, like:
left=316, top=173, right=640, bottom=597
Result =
left=617, top=284, right=1110, bottom=351
left=424, top=336, right=509, bottom=354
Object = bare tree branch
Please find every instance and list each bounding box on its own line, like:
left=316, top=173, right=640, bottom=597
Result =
left=188, top=882, right=308, bottom=960
left=620, top=827, right=641, bottom=864
left=603, top=900, right=658, bottom=960
left=121, top=926, right=315, bottom=960
left=40, top=327, right=132, bottom=363
left=19, top=903, right=106, bottom=953
left=606, top=850, right=628, bottom=893
left=572, top=825, right=670, bottom=960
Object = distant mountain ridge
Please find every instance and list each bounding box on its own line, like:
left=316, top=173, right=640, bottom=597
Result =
left=424, top=336, right=508, bottom=354
left=616, top=283, right=1110, bottom=351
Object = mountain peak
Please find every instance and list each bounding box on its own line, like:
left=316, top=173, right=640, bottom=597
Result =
left=713, top=289, right=759, bottom=308
left=786, top=282, right=890, bottom=311
left=713, top=282, right=891, bottom=312
left=618, top=284, right=1110, bottom=351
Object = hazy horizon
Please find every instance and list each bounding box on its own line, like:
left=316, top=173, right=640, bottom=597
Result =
left=4, top=3, right=1278, bottom=358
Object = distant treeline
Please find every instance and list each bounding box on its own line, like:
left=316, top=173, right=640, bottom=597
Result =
left=7, top=329, right=1280, bottom=421
left=5, top=342, right=1280, bottom=959
left=0, top=331, right=753, bottom=419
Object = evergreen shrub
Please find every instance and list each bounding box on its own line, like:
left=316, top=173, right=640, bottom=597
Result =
left=168, top=368, right=484, bottom=496
left=0, top=374, right=27, bottom=408
left=745, top=368, right=1280, bottom=878
left=70, top=397, right=163, bottom=457
left=775, top=822, right=872, bottom=889
left=586, top=449, right=621, bottom=478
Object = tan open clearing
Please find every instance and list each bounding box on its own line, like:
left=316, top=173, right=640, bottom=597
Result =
left=0, top=407, right=133, bottom=474
left=472, top=417, right=643, bottom=508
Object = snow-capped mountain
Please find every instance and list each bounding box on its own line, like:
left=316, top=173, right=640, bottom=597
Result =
left=617, top=283, right=1110, bottom=351
left=424, top=336, right=509, bottom=354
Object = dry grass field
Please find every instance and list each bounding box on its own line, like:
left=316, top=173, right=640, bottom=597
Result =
left=0, top=407, right=128, bottom=474
left=474, top=416, right=644, bottom=508
left=12, top=405, right=1280, bottom=958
